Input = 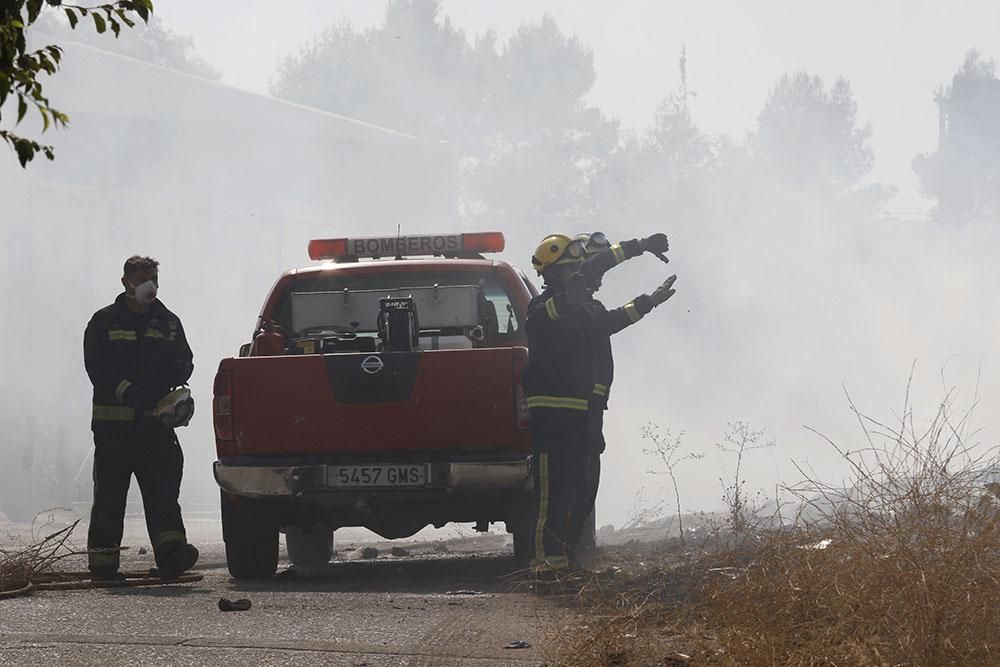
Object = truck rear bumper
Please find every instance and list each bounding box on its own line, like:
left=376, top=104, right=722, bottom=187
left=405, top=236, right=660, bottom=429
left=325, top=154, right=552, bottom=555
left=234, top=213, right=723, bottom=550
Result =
left=214, top=458, right=533, bottom=499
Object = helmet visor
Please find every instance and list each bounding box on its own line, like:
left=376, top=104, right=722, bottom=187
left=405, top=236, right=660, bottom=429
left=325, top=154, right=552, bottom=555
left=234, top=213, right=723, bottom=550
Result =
left=585, top=231, right=610, bottom=255
left=556, top=238, right=588, bottom=264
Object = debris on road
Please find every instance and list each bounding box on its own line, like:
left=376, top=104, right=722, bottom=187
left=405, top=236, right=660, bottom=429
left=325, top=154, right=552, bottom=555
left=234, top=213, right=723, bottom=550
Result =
left=445, top=589, right=482, bottom=596
left=25, top=570, right=203, bottom=591
left=218, top=597, right=252, bottom=612
left=349, top=546, right=380, bottom=560
left=137, top=547, right=148, bottom=555
left=503, top=640, right=531, bottom=649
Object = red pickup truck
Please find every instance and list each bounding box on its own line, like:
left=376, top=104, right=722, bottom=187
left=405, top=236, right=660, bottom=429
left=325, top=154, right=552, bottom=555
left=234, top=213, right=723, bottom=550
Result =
left=213, top=232, right=539, bottom=578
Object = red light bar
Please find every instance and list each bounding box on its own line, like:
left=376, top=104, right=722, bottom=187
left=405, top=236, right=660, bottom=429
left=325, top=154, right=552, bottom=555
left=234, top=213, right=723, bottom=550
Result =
left=308, top=238, right=348, bottom=261
left=462, top=231, right=505, bottom=254
left=307, top=232, right=506, bottom=261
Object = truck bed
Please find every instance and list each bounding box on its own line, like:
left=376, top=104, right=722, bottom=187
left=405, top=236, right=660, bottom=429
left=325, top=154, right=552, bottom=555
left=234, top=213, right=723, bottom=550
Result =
left=215, top=347, right=529, bottom=460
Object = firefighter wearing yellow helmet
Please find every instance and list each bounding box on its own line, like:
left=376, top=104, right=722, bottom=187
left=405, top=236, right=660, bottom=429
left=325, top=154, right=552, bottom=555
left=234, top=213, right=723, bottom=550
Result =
left=523, top=230, right=676, bottom=574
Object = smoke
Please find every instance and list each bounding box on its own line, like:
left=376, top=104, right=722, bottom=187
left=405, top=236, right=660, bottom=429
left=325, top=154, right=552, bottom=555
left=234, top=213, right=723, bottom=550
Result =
left=2, top=4, right=998, bottom=532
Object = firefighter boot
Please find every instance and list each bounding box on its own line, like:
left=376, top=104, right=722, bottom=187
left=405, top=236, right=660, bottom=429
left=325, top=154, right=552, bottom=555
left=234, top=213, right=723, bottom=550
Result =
left=158, top=542, right=199, bottom=581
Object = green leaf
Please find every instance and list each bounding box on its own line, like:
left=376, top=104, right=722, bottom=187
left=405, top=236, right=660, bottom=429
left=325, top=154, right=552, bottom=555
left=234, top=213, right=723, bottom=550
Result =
left=92, top=12, right=106, bottom=33
left=15, top=139, right=34, bottom=168
left=115, top=9, right=135, bottom=27
left=134, top=0, right=150, bottom=23
left=17, top=95, right=27, bottom=123
left=64, top=8, right=78, bottom=28
left=47, top=0, right=63, bottom=6
left=40, top=107, right=51, bottom=132
left=27, top=0, right=44, bottom=23
left=109, top=17, right=121, bottom=37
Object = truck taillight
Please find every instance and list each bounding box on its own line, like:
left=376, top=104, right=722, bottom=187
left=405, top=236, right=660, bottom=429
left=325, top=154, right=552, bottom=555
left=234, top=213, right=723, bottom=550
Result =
left=513, top=349, right=529, bottom=430
left=214, top=367, right=233, bottom=441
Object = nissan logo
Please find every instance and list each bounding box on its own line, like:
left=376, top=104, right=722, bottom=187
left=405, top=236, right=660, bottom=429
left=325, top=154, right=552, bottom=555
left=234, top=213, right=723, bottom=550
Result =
left=361, top=355, right=384, bottom=375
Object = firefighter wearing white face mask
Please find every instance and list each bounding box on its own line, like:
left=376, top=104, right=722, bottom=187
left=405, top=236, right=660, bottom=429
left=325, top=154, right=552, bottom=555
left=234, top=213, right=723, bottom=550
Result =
left=82, top=255, right=198, bottom=581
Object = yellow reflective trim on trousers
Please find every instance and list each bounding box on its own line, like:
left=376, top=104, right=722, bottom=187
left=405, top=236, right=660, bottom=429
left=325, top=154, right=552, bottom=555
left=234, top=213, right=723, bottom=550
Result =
left=534, top=453, right=550, bottom=564
left=114, top=380, right=132, bottom=403
left=624, top=301, right=642, bottom=323
left=611, top=243, right=626, bottom=264
left=526, top=395, right=589, bottom=411
left=152, top=530, right=186, bottom=549
left=88, top=550, right=119, bottom=566
left=93, top=404, right=135, bottom=421
left=593, top=383, right=608, bottom=397
left=530, top=555, right=569, bottom=572
left=108, top=329, right=137, bottom=341
left=545, top=298, right=561, bottom=320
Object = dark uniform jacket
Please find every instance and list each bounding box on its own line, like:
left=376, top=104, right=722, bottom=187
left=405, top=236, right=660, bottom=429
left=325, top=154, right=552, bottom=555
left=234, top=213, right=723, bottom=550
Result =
left=84, top=294, right=193, bottom=428
left=577, top=241, right=654, bottom=409
left=523, top=285, right=594, bottom=412
left=522, top=240, right=653, bottom=412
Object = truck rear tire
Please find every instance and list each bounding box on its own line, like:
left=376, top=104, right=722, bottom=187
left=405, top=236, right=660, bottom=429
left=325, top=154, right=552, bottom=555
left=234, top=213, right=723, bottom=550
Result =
left=221, top=490, right=279, bottom=579
left=285, top=526, right=334, bottom=568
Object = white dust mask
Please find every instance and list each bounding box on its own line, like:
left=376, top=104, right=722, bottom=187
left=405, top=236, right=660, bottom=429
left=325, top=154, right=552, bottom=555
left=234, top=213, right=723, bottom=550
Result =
left=130, top=279, right=158, bottom=306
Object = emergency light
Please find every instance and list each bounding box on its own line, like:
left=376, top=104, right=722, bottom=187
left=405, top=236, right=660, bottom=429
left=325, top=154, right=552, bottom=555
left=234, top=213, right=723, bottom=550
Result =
left=308, top=232, right=505, bottom=261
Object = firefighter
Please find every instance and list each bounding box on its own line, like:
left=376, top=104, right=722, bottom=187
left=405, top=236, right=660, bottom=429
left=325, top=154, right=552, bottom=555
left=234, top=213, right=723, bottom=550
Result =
left=568, top=232, right=677, bottom=548
left=524, top=233, right=673, bottom=573
left=524, top=233, right=592, bottom=574
left=83, top=255, right=199, bottom=580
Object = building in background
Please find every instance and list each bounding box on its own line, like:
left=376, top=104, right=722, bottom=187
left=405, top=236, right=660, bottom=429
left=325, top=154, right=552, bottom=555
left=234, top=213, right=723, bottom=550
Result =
left=0, top=40, right=458, bottom=520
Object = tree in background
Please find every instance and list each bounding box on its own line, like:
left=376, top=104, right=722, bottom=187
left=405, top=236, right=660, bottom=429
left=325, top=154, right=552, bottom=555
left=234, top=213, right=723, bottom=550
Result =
left=610, top=48, right=715, bottom=233
left=1, top=0, right=153, bottom=167
left=34, top=13, right=219, bottom=80
left=753, top=71, right=892, bottom=217
left=271, top=0, right=618, bottom=244
left=914, top=49, right=1000, bottom=226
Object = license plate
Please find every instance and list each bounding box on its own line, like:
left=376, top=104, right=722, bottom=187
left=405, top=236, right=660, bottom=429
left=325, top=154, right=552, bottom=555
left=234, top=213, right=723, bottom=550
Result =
left=327, top=464, right=428, bottom=488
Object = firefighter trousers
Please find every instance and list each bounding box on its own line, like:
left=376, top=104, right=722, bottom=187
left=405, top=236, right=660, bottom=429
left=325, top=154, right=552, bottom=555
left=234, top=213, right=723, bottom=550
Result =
left=569, top=408, right=605, bottom=547
left=87, top=419, right=188, bottom=574
left=529, top=407, right=589, bottom=571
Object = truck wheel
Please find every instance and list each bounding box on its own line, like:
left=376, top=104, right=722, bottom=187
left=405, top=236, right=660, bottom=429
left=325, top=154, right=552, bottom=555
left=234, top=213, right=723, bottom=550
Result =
left=221, top=490, right=279, bottom=579
left=285, top=526, right=334, bottom=568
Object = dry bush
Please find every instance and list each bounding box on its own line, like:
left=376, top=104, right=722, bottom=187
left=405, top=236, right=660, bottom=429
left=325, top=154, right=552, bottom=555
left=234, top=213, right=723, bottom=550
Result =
left=702, top=390, right=1000, bottom=665
left=0, top=518, right=80, bottom=593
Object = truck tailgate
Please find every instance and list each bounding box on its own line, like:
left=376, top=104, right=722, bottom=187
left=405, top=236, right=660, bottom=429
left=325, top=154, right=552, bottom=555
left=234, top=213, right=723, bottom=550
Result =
left=215, top=348, right=527, bottom=458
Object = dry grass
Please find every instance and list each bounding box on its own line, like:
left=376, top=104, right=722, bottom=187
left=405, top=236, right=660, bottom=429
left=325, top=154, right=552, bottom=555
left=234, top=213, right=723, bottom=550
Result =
left=555, top=388, right=1000, bottom=666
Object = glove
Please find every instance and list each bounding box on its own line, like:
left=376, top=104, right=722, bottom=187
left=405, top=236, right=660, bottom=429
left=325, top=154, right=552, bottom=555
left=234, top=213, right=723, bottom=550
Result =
left=633, top=294, right=655, bottom=316
left=650, top=274, right=678, bottom=306
left=122, top=384, right=159, bottom=411
left=639, top=233, right=669, bottom=255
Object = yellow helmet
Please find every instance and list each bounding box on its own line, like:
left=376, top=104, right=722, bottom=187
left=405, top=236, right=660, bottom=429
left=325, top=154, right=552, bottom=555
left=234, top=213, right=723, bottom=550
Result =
left=531, top=234, right=587, bottom=275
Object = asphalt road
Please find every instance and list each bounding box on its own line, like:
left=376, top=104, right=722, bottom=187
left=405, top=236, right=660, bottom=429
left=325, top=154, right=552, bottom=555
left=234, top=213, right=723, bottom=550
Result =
left=0, top=519, right=575, bottom=666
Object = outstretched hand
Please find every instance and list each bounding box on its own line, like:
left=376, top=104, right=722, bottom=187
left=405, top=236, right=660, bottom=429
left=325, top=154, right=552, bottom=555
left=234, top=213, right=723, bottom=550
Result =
left=650, top=274, right=677, bottom=306
left=639, top=233, right=669, bottom=255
